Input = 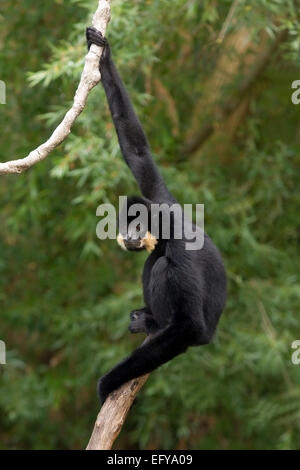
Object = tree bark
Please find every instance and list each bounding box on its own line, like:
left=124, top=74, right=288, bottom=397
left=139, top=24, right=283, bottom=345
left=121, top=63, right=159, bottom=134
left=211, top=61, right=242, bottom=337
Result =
left=0, top=0, right=111, bottom=175
left=86, top=374, right=149, bottom=450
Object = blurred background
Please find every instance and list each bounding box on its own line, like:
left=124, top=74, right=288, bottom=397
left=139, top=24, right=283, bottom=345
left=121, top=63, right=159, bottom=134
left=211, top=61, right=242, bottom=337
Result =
left=0, top=0, right=300, bottom=450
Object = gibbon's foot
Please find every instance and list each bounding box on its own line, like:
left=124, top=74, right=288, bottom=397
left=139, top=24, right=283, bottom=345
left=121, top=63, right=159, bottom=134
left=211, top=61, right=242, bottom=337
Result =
left=129, top=308, right=160, bottom=335
left=98, top=375, right=139, bottom=406
left=130, top=308, right=147, bottom=322
left=97, top=375, right=112, bottom=404
left=129, top=309, right=148, bottom=334
left=86, top=27, right=107, bottom=50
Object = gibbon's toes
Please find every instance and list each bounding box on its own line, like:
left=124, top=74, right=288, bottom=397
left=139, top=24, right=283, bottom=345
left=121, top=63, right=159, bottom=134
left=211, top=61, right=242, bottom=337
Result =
left=86, top=27, right=106, bottom=48
left=97, top=377, right=110, bottom=405
left=129, top=322, right=143, bottom=334
left=129, top=323, right=136, bottom=333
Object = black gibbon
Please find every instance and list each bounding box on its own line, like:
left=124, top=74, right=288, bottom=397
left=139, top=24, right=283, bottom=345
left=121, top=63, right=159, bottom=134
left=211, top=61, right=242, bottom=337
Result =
left=86, top=27, right=227, bottom=404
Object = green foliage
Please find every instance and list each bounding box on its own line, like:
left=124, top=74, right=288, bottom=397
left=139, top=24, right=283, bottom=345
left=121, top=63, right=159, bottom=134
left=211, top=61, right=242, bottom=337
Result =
left=0, top=0, right=300, bottom=450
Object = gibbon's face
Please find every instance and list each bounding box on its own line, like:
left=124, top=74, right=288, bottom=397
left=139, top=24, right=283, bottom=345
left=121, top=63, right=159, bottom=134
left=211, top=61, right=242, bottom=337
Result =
left=117, top=197, right=158, bottom=253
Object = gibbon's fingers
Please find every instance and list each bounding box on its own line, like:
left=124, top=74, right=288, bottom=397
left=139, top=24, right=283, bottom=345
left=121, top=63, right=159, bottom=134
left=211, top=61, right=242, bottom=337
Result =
left=86, top=27, right=106, bottom=50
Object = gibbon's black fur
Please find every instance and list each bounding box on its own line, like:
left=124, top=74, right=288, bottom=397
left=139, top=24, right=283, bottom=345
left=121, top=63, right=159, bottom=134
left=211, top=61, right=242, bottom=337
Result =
left=86, top=27, right=227, bottom=404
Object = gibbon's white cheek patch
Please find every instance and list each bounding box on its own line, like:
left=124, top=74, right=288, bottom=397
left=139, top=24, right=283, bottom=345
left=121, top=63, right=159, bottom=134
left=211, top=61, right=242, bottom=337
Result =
left=117, top=233, right=127, bottom=250
left=141, top=231, right=158, bottom=253
left=116, top=231, right=157, bottom=252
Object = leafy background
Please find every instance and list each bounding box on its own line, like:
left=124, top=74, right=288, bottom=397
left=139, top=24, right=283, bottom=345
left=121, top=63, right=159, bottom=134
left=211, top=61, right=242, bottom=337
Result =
left=0, top=0, right=299, bottom=449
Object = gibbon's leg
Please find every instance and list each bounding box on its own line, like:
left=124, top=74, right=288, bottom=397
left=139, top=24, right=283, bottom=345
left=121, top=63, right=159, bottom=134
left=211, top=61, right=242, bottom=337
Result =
left=86, top=27, right=173, bottom=203
left=98, top=322, right=197, bottom=403
left=129, top=307, right=159, bottom=334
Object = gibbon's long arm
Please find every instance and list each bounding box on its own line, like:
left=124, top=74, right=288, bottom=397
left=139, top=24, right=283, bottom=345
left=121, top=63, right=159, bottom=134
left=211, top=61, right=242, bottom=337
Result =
left=86, top=27, right=173, bottom=203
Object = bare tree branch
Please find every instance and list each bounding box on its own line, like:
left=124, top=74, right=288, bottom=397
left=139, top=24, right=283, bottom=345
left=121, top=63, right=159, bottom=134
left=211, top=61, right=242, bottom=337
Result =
left=217, top=0, right=240, bottom=44
left=0, top=0, right=111, bottom=175
left=182, top=29, right=288, bottom=156
left=86, top=374, right=149, bottom=450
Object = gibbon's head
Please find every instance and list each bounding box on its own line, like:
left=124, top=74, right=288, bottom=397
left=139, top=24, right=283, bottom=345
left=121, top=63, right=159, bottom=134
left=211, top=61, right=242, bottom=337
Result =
left=117, top=196, right=158, bottom=253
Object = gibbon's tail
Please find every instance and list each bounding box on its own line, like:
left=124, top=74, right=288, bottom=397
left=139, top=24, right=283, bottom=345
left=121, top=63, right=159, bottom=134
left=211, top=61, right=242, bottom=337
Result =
left=98, top=323, right=193, bottom=403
